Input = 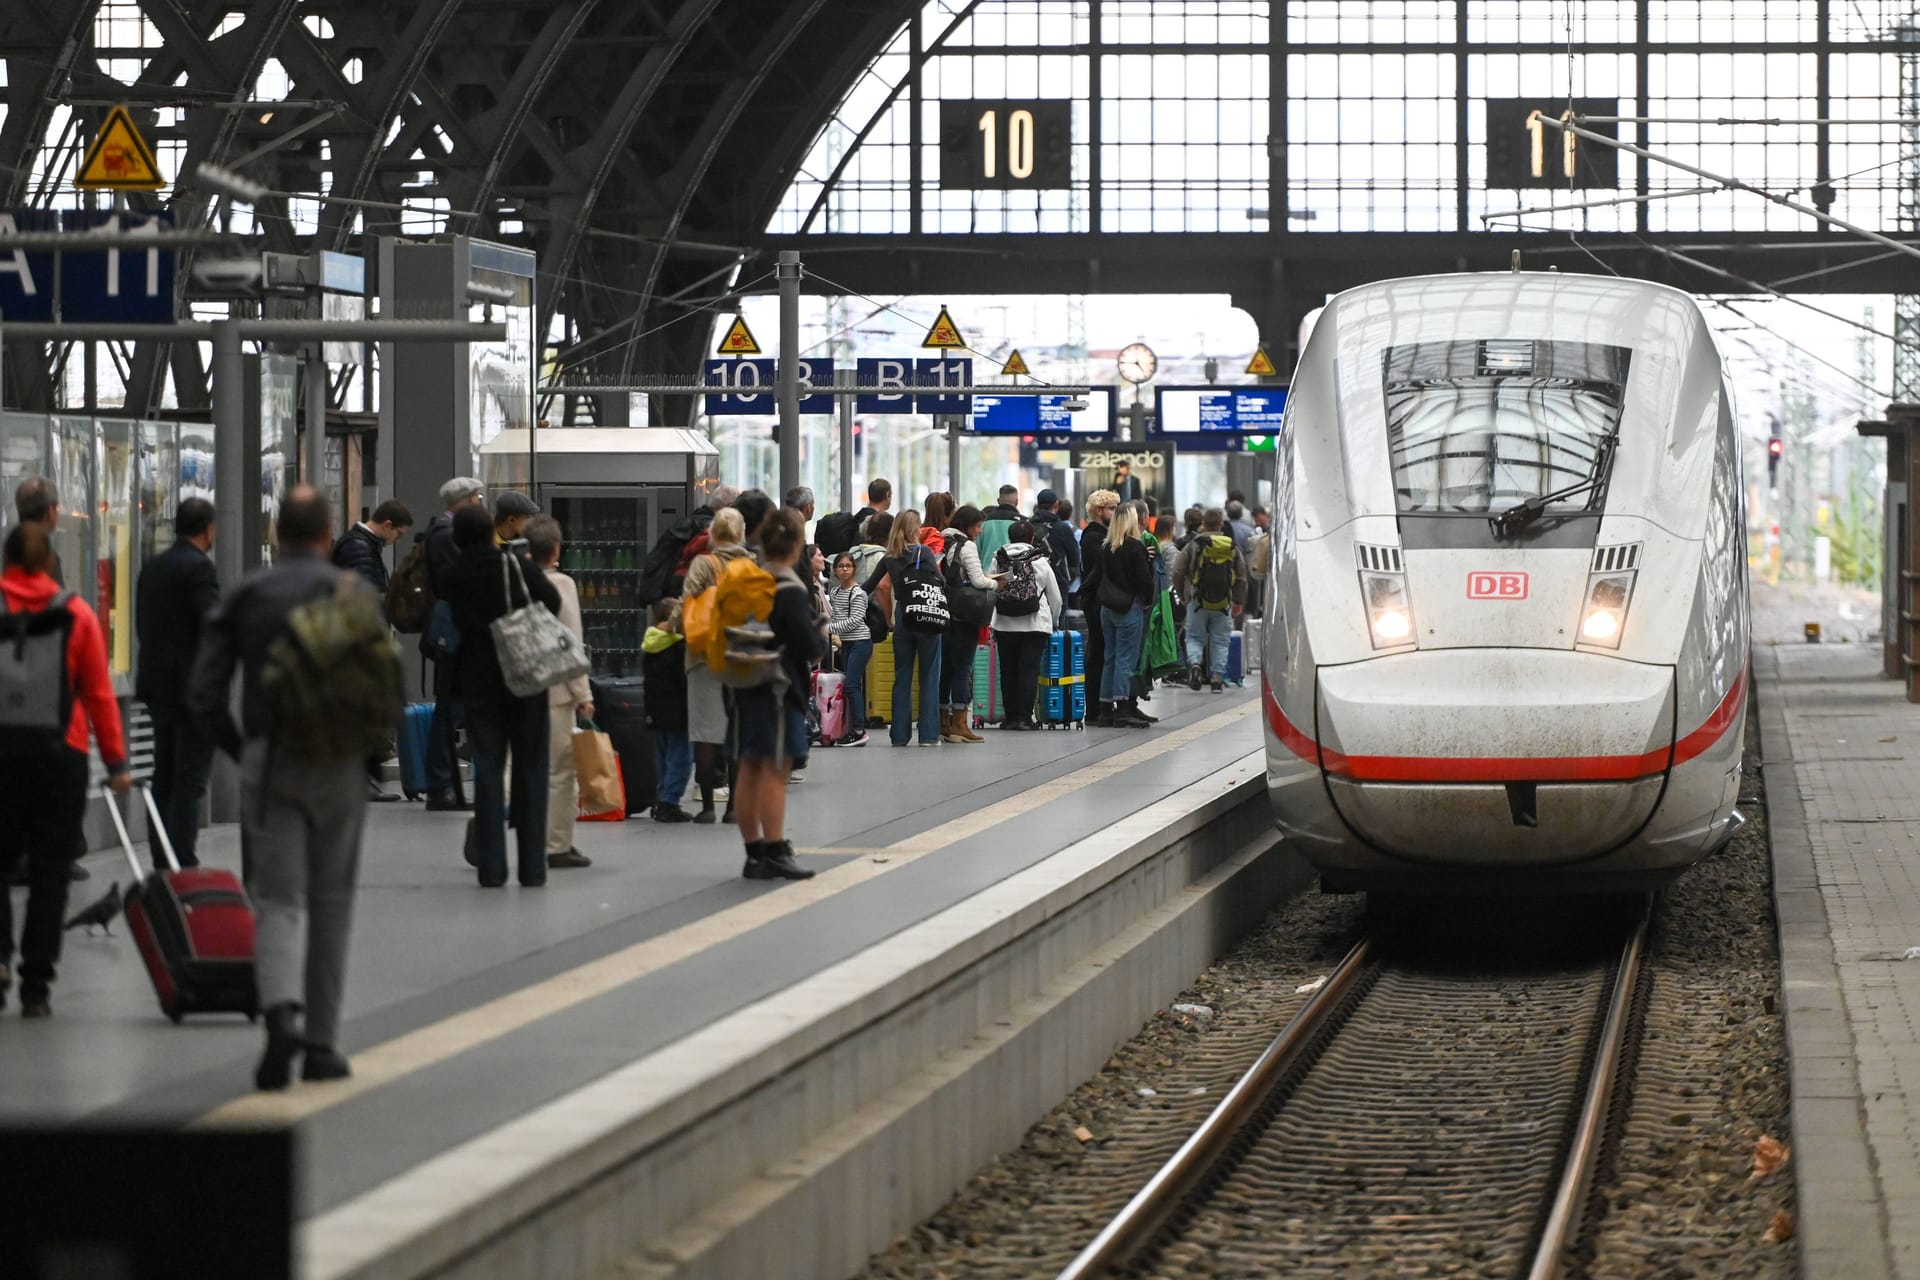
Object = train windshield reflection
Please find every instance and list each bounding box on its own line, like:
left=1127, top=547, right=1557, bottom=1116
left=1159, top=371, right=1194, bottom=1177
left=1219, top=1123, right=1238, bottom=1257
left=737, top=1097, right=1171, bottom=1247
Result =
left=1383, top=339, right=1631, bottom=516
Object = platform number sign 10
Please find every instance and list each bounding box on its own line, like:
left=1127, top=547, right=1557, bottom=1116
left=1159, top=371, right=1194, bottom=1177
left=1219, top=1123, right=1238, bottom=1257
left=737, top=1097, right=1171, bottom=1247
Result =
left=939, top=100, right=1072, bottom=190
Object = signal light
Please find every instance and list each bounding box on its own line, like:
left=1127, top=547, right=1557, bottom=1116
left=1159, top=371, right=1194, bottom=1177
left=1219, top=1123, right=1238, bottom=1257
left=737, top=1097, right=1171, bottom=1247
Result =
left=1768, top=435, right=1782, bottom=487
left=1768, top=438, right=1783, bottom=457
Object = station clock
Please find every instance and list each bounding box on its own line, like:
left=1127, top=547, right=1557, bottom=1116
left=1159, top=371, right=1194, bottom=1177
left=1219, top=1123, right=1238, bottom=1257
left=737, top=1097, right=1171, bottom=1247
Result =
left=1117, top=342, right=1157, bottom=385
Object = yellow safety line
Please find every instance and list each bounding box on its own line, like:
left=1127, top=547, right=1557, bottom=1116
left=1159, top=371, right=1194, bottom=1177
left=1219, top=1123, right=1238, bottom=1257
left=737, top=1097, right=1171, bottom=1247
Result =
left=195, top=704, right=1253, bottom=1129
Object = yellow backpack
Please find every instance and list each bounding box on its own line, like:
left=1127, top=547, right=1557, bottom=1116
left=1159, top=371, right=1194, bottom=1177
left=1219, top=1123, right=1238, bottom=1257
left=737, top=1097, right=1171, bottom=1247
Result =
left=680, top=554, right=724, bottom=659
left=705, top=555, right=778, bottom=676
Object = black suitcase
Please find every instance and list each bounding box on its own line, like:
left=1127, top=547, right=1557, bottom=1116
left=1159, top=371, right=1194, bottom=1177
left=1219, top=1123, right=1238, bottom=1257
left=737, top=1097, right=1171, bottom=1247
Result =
left=590, top=675, right=657, bottom=815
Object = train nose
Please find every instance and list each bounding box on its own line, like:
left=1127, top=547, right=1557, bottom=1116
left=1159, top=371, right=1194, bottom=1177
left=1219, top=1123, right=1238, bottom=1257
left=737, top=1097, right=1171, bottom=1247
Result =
left=1313, top=651, right=1674, bottom=866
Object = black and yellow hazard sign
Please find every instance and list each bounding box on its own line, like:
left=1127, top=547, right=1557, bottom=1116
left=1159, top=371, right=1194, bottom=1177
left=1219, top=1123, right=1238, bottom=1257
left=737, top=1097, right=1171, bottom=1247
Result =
left=921, top=304, right=966, bottom=349
left=77, top=105, right=165, bottom=190
left=1001, top=348, right=1031, bottom=376
left=716, top=314, right=761, bottom=355
left=1245, top=346, right=1278, bottom=378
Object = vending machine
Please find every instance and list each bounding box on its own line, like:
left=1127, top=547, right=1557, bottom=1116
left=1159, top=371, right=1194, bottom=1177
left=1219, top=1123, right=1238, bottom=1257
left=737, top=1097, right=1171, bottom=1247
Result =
left=480, top=428, right=720, bottom=677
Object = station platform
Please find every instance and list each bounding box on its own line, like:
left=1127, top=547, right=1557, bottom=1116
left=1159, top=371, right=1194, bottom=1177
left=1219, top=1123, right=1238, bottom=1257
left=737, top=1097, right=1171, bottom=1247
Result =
left=1757, top=593, right=1920, bottom=1280
left=3, top=682, right=1278, bottom=1280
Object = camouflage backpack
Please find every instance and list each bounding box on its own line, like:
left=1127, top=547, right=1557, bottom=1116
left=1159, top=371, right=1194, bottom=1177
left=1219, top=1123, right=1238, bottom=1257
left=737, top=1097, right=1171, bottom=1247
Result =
left=261, top=575, right=406, bottom=762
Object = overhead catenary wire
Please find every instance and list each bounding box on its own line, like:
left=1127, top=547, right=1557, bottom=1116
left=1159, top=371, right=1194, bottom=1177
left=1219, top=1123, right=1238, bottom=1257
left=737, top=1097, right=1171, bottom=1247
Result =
left=803, top=266, right=1067, bottom=390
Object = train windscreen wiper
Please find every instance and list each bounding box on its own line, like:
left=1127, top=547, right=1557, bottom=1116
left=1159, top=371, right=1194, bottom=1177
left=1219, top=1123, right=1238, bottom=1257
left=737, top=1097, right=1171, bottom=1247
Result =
left=1487, top=431, right=1619, bottom=541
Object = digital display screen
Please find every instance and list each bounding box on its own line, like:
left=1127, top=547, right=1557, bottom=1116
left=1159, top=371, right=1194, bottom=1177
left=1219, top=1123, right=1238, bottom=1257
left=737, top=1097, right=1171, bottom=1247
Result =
left=1151, top=385, right=1289, bottom=451
left=969, top=388, right=1114, bottom=436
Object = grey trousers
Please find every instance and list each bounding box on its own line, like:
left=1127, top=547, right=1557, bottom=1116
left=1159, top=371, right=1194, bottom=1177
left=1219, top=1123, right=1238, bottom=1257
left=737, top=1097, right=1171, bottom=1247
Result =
left=240, top=740, right=367, bottom=1050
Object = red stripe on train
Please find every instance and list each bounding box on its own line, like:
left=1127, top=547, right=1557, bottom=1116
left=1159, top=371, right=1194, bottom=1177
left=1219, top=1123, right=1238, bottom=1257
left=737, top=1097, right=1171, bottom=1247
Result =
left=1261, top=664, right=1748, bottom=784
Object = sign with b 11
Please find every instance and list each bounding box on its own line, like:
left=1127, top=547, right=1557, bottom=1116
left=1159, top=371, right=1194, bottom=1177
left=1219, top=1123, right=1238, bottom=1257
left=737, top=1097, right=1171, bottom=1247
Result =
left=0, top=209, right=176, bottom=323
left=856, top=357, right=971, bottom=415
left=704, top=359, right=836, bottom=415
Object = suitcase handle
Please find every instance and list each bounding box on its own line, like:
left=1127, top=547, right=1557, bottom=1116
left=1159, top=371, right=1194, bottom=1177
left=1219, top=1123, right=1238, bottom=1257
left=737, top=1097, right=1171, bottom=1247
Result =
left=100, top=782, right=180, bottom=880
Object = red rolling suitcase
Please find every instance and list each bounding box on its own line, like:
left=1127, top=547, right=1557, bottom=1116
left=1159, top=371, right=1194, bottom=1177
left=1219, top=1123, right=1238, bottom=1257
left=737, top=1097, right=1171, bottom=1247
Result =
left=108, top=783, right=259, bottom=1024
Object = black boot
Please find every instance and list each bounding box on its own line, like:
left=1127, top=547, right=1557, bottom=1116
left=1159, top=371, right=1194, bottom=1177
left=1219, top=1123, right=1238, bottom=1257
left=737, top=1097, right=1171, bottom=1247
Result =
left=722, top=759, right=738, bottom=824
left=1113, top=700, right=1153, bottom=728
left=1092, top=701, right=1114, bottom=727
left=1133, top=696, right=1159, bottom=723
left=742, top=840, right=774, bottom=880
left=302, top=1044, right=352, bottom=1082
left=758, top=839, right=816, bottom=881
left=256, top=1003, right=302, bottom=1092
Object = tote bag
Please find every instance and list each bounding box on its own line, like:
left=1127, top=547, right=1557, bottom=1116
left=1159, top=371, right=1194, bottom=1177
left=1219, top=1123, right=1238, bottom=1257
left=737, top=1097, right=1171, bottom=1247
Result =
left=491, top=552, right=591, bottom=697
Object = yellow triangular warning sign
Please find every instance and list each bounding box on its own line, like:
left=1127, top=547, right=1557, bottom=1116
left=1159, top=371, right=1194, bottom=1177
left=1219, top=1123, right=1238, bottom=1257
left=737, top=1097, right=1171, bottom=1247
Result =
left=716, top=314, right=761, bottom=355
left=1245, top=346, right=1278, bottom=378
left=1001, top=348, right=1031, bottom=377
left=77, top=105, right=165, bottom=191
left=921, top=305, right=966, bottom=349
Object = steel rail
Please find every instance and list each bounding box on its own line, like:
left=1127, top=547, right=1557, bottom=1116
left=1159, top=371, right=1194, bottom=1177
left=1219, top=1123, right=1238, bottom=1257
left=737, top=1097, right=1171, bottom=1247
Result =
left=1053, top=936, right=1376, bottom=1280
left=1526, top=903, right=1651, bottom=1280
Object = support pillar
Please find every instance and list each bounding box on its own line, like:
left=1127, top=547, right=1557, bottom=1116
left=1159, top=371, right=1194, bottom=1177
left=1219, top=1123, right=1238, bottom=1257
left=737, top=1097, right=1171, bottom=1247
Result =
left=776, top=250, right=803, bottom=501
left=212, top=318, right=245, bottom=587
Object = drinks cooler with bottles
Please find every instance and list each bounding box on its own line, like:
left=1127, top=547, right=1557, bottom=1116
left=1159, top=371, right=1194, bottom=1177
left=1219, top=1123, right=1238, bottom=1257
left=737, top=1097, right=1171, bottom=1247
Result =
left=480, top=428, right=720, bottom=679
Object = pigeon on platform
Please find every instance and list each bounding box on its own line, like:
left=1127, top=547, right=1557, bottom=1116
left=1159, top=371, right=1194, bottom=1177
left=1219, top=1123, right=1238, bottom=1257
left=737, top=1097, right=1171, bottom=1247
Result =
left=64, top=882, right=122, bottom=935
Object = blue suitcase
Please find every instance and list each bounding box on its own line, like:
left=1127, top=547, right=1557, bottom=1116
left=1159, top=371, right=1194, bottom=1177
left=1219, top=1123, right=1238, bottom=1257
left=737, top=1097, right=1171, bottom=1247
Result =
left=1225, top=632, right=1245, bottom=686
left=1041, top=632, right=1086, bottom=729
left=397, top=702, right=435, bottom=799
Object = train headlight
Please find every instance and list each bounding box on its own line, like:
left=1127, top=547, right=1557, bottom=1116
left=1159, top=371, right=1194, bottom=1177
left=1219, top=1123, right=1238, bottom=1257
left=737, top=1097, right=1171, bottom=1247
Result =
left=1580, top=572, right=1635, bottom=649
left=1361, top=571, right=1414, bottom=648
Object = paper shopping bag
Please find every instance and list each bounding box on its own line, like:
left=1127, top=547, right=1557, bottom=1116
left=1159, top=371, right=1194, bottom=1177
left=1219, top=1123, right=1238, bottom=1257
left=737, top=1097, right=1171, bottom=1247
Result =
left=574, top=727, right=625, bottom=818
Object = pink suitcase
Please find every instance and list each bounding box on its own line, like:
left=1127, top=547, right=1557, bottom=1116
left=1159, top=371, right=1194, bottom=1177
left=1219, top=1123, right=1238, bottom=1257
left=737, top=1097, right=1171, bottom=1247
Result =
left=815, top=671, right=848, bottom=742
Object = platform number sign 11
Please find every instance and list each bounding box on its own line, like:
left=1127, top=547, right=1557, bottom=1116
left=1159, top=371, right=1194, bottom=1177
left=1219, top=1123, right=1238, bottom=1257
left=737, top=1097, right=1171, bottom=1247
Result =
left=940, top=100, right=1072, bottom=190
left=1483, top=98, right=1619, bottom=190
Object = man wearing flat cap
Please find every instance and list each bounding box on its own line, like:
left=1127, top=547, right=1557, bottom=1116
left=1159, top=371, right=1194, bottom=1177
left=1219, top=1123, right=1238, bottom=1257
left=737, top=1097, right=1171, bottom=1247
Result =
left=493, top=490, right=540, bottom=547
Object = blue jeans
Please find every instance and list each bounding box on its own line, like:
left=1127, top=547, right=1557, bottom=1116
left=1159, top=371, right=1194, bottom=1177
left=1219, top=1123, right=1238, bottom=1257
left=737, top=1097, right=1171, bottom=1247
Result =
left=941, top=628, right=978, bottom=711
left=1100, top=603, right=1146, bottom=702
left=1185, top=607, right=1233, bottom=680
left=841, top=638, right=872, bottom=729
left=891, top=628, right=943, bottom=745
left=655, top=729, right=693, bottom=808
left=466, top=692, right=549, bottom=886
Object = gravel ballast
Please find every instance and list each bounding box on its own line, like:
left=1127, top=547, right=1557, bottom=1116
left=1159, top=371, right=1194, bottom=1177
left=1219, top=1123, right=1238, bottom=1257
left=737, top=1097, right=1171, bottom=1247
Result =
left=858, top=725, right=1793, bottom=1279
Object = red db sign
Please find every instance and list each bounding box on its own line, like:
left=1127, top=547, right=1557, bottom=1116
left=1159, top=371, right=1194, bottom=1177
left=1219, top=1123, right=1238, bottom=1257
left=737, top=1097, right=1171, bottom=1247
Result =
left=1467, top=571, right=1528, bottom=600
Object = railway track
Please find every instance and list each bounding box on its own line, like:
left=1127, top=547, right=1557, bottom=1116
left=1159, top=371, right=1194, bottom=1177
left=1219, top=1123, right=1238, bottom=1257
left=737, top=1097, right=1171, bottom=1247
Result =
left=1056, top=903, right=1651, bottom=1280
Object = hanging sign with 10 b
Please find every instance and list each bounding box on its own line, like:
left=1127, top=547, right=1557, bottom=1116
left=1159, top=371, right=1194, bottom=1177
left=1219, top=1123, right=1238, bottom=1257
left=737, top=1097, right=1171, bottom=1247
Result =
left=704, top=359, right=836, bottom=415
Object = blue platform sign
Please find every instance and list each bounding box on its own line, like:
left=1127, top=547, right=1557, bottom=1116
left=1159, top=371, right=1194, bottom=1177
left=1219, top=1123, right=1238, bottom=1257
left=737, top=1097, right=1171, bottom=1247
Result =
left=915, top=357, right=971, bottom=414
left=853, top=357, right=972, bottom=414
left=855, top=357, right=915, bottom=414
left=704, top=358, right=836, bottom=416
left=0, top=209, right=176, bottom=324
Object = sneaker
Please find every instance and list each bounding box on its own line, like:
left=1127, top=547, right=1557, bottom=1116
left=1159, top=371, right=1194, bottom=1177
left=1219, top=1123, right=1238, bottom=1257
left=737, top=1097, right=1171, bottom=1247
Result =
left=693, top=807, right=718, bottom=824
left=787, top=772, right=805, bottom=785
left=547, top=848, right=592, bottom=869
left=653, top=804, right=694, bottom=824
left=1210, top=680, right=1224, bottom=694
left=842, top=730, right=869, bottom=748
left=1189, top=668, right=1203, bottom=691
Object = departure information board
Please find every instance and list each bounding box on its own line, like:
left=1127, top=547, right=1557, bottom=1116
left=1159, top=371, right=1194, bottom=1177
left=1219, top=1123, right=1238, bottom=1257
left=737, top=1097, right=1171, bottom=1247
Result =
left=969, top=388, right=1114, bottom=437
left=1153, top=386, right=1289, bottom=450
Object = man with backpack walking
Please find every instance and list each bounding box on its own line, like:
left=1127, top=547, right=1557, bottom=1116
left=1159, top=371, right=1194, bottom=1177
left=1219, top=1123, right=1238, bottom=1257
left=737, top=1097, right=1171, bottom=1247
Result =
left=188, top=486, right=402, bottom=1090
left=1173, top=507, right=1247, bottom=692
left=0, top=521, right=131, bottom=1018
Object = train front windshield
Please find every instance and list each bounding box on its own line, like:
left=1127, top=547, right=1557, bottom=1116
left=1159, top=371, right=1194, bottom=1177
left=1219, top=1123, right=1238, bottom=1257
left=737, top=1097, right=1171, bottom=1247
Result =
left=1383, top=339, right=1632, bottom=516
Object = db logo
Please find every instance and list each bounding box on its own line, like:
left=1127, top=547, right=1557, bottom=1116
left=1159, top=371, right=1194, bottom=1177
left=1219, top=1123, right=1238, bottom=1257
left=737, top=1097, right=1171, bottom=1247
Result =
left=1467, top=571, right=1528, bottom=600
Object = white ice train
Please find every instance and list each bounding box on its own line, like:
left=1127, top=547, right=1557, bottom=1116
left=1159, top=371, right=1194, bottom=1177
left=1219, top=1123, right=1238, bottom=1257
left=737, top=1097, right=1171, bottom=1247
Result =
left=1259, top=271, right=1750, bottom=893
